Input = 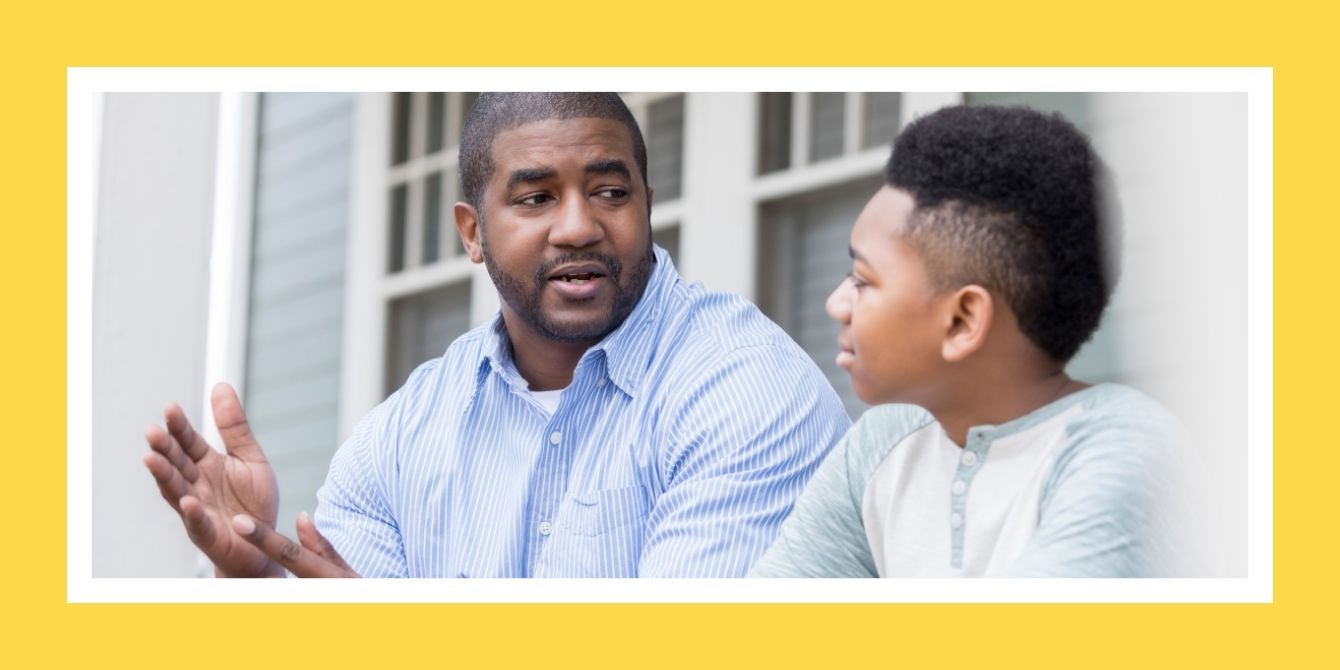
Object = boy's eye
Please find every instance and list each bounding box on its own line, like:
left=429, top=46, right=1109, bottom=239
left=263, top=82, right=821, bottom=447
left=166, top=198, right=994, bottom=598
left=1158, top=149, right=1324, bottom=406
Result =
left=847, top=272, right=867, bottom=289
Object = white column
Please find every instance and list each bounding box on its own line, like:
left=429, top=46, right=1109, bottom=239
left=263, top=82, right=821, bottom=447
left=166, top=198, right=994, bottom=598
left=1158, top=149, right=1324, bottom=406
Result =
left=92, top=93, right=219, bottom=576
left=678, top=93, right=758, bottom=301
left=339, top=93, right=391, bottom=439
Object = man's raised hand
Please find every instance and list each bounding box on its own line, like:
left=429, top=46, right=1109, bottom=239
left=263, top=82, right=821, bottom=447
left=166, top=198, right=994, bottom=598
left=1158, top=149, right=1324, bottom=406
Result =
left=142, top=382, right=284, bottom=577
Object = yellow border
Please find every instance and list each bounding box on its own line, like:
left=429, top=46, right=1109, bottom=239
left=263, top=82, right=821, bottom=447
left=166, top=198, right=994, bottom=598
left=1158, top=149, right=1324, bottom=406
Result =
left=8, top=1, right=1328, bottom=665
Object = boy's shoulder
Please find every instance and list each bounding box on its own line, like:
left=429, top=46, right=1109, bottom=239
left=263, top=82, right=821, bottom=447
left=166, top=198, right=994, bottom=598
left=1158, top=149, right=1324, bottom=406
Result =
left=841, top=403, right=939, bottom=479
left=1061, top=383, right=1190, bottom=450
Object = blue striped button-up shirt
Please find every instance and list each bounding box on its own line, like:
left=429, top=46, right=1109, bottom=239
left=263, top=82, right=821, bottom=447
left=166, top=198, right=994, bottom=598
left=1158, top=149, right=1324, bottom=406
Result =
left=315, top=246, right=851, bottom=577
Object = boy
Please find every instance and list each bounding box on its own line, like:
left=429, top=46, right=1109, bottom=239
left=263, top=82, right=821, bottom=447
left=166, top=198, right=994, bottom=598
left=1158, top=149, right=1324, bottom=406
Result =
left=751, top=105, right=1204, bottom=577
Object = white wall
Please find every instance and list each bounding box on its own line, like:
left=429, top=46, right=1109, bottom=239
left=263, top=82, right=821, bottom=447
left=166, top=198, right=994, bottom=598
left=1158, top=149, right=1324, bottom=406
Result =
left=92, top=93, right=218, bottom=577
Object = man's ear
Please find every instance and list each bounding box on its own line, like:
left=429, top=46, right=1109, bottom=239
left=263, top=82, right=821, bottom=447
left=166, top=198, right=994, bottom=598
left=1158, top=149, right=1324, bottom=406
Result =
left=454, top=202, right=484, bottom=264
left=941, top=285, right=994, bottom=363
left=646, top=185, right=654, bottom=218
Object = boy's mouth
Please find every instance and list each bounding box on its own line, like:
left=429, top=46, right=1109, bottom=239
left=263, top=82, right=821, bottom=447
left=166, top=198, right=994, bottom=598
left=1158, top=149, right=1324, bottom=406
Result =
left=835, top=335, right=855, bottom=370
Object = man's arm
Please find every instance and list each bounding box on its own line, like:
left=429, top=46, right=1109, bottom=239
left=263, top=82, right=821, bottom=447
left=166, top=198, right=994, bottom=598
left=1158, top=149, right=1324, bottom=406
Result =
left=636, top=345, right=851, bottom=577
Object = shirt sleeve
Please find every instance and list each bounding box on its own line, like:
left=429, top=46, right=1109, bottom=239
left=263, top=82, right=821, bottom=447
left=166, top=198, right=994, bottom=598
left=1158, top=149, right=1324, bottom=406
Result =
left=1007, top=402, right=1202, bottom=578
left=313, top=395, right=411, bottom=578
left=749, top=405, right=928, bottom=577
left=636, top=345, right=851, bottom=577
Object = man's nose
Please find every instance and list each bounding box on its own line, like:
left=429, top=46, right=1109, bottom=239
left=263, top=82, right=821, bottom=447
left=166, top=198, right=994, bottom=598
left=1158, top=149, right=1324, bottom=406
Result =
left=826, top=278, right=854, bottom=324
left=548, top=194, right=605, bottom=248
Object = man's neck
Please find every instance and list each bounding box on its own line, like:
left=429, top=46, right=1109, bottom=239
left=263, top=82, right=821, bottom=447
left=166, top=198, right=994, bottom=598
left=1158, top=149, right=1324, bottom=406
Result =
left=500, top=315, right=595, bottom=391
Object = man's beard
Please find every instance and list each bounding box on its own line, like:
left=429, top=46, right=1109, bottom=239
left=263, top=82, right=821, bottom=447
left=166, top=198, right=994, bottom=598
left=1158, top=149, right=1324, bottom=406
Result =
left=482, top=239, right=655, bottom=345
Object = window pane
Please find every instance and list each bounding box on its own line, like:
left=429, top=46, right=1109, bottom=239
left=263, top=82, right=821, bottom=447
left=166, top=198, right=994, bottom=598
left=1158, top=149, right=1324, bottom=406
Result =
left=965, top=92, right=1091, bottom=133
left=652, top=225, right=680, bottom=266
left=862, top=92, right=901, bottom=149
left=647, top=94, right=685, bottom=201
left=757, top=177, right=882, bottom=419
left=426, top=92, right=446, bottom=154
left=390, top=92, right=412, bottom=165
left=445, top=166, right=462, bottom=257
left=423, top=172, right=442, bottom=265
left=386, top=281, right=472, bottom=393
left=809, top=92, right=845, bottom=162
left=458, top=92, right=480, bottom=145
left=387, top=183, right=408, bottom=273
left=757, top=93, right=792, bottom=174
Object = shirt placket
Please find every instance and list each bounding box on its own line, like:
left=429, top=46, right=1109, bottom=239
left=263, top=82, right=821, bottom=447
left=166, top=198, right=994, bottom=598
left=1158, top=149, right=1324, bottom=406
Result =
left=950, top=428, right=992, bottom=570
left=523, top=406, right=570, bottom=577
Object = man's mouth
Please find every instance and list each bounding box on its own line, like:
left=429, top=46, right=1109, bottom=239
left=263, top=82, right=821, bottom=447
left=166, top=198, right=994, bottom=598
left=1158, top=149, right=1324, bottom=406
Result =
left=550, top=271, right=606, bottom=285
left=546, top=263, right=611, bottom=300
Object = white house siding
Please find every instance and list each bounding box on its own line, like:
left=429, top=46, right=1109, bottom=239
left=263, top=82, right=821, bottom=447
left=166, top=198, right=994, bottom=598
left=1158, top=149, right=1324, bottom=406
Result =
left=243, top=93, right=355, bottom=536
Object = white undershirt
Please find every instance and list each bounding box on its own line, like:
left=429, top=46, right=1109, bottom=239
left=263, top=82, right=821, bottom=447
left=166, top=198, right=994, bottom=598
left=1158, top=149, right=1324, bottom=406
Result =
left=529, top=388, right=564, bottom=415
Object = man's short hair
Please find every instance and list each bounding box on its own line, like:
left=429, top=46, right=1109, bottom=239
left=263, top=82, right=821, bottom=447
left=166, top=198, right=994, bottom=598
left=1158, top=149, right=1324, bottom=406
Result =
left=459, top=93, right=649, bottom=217
left=885, top=104, right=1120, bottom=363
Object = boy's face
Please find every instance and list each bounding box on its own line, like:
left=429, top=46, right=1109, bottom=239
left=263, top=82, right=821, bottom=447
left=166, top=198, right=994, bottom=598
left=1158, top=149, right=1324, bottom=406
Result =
left=827, top=186, right=948, bottom=405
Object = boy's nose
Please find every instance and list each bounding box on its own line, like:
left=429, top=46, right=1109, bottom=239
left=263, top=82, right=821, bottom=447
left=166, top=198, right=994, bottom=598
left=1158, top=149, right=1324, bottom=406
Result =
left=826, top=278, right=854, bottom=324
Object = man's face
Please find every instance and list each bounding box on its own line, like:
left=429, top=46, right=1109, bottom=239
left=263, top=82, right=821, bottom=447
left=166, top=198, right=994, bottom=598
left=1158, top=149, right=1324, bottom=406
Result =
left=472, top=117, right=654, bottom=345
left=827, top=186, right=949, bottom=405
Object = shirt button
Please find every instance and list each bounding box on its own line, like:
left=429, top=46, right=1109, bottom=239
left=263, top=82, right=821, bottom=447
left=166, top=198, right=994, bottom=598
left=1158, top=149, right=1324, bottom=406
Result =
left=549, top=431, right=562, bottom=446
left=538, top=521, right=552, bottom=536
left=950, top=513, right=963, bottom=529
left=952, top=479, right=967, bottom=496
left=597, top=378, right=608, bottom=387
left=961, top=451, right=978, bottom=467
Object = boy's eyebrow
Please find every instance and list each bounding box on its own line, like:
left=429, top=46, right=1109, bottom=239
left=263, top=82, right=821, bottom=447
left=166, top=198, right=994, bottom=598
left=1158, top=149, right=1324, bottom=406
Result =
left=506, top=167, right=557, bottom=190
left=849, top=245, right=869, bottom=264
left=585, top=159, right=632, bottom=179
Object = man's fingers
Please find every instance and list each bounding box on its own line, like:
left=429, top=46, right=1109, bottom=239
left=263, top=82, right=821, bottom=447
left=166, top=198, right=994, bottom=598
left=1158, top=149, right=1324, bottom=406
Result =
left=231, top=515, right=352, bottom=578
left=210, top=383, right=267, bottom=464
left=142, top=451, right=191, bottom=511
left=295, top=512, right=356, bottom=574
left=179, top=495, right=218, bottom=548
left=145, top=423, right=199, bottom=482
left=164, top=402, right=212, bottom=463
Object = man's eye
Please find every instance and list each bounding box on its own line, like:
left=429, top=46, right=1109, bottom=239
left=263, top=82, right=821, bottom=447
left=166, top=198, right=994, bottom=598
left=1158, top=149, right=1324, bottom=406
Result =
left=517, top=193, right=552, bottom=206
left=594, top=187, right=628, bottom=200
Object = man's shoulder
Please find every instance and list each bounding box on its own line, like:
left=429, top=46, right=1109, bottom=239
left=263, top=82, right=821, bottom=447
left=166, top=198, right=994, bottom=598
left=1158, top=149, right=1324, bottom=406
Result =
left=659, top=280, right=806, bottom=360
left=384, top=322, right=494, bottom=408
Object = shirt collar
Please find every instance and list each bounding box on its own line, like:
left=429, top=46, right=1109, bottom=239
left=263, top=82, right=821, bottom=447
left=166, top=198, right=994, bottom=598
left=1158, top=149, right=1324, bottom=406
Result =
left=962, top=382, right=1107, bottom=444
left=475, top=244, right=676, bottom=399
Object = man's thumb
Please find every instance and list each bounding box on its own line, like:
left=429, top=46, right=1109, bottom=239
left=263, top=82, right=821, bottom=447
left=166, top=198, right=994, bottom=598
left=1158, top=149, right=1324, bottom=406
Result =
left=211, top=382, right=267, bottom=462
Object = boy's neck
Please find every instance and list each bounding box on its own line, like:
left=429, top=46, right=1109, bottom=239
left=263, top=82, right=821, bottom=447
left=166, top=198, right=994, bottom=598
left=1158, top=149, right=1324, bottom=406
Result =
left=930, top=369, right=1088, bottom=447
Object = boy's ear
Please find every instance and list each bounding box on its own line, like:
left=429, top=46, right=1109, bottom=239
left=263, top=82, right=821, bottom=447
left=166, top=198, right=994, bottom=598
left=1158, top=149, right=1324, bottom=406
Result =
left=941, top=285, right=994, bottom=363
left=454, top=202, right=485, bottom=264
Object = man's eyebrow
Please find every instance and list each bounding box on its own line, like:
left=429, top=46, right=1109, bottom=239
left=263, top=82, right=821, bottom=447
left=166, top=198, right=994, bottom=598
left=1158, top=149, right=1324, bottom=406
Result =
left=506, top=167, right=556, bottom=190
left=585, top=159, right=631, bottom=179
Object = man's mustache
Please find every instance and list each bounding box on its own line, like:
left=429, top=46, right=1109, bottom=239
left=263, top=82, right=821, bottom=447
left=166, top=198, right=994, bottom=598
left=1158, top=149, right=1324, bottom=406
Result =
left=533, top=253, right=625, bottom=286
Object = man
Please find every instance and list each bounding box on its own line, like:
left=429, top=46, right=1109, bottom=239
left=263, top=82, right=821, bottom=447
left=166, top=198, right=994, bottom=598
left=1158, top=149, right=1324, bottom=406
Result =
left=143, top=93, right=850, bottom=577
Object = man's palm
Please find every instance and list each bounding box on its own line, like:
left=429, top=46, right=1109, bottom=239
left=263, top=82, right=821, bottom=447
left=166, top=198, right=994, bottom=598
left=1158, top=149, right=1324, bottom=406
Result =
left=144, top=383, right=283, bottom=578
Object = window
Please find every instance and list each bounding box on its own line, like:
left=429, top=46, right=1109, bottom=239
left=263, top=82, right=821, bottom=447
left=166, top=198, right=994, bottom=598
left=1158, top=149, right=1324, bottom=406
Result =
left=757, top=176, right=884, bottom=419
left=381, top=92, right=479, bottom=395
